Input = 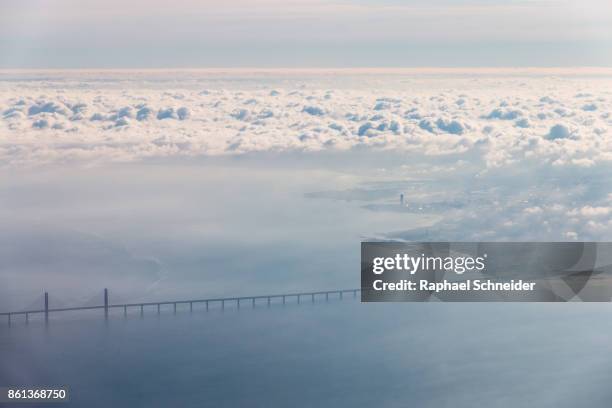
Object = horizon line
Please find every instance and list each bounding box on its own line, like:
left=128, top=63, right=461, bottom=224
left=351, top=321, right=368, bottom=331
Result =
left=2, top=67, right=612, bottom=75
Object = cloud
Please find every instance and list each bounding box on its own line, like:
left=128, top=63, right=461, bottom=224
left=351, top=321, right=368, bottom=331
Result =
left=177, top=107, right=190, bottom=120
left=374, top=101, right=391, bottom=111
left=28, top=101, right=67, bottom=116
left=90, top=113, right=106, bottom=121
left=358, top=122, right=374, bottom=136
left=303, top=106, right=325, bottom=116
left=0, top=70, right=611, bottom=170
left=3, top=107, right=25, bottom=119
left=157, top=107, right=177, bottom=120
left=109, top=106, right=133, bottom=120
left=418, top=119, right=435, bottom=133
left=515, top=118, right=530, bottom=128
left=435, top=118, right=465, bottom=135
left=230, top=108, right=250, bottom=120
left=32, top=119, right=49, bottom=129
left=136, top=106, right=153, bottom=121
left=484, top=108, right=522, bottom=120
left=546, top=124, right=571, bottom=140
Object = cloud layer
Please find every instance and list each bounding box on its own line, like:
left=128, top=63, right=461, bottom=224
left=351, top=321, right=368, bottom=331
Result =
left=0, top=71, right=611, bottom=168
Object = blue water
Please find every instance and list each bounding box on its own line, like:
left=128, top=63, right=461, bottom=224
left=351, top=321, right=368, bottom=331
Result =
left=3, top=300, right=612, bottom=407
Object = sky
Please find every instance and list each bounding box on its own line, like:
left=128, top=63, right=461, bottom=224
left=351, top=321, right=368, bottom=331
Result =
left=1, top=0, right=612, bottom=68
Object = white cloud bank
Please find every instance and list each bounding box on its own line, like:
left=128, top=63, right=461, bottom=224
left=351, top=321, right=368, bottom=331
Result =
left=0, top=70, right=611, bottom=168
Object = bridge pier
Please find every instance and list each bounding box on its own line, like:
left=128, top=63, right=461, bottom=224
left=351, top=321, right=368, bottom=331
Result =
left=104, top=288, right=109, bottom=320
left=44, top=292, right=49, bottom=324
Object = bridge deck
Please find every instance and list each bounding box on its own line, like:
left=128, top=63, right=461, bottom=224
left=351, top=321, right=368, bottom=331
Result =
left=1, top=289, right=363, bottom=326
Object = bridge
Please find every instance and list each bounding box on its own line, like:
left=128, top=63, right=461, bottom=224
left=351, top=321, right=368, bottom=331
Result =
left=0, top=288, right=363, bottom=327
